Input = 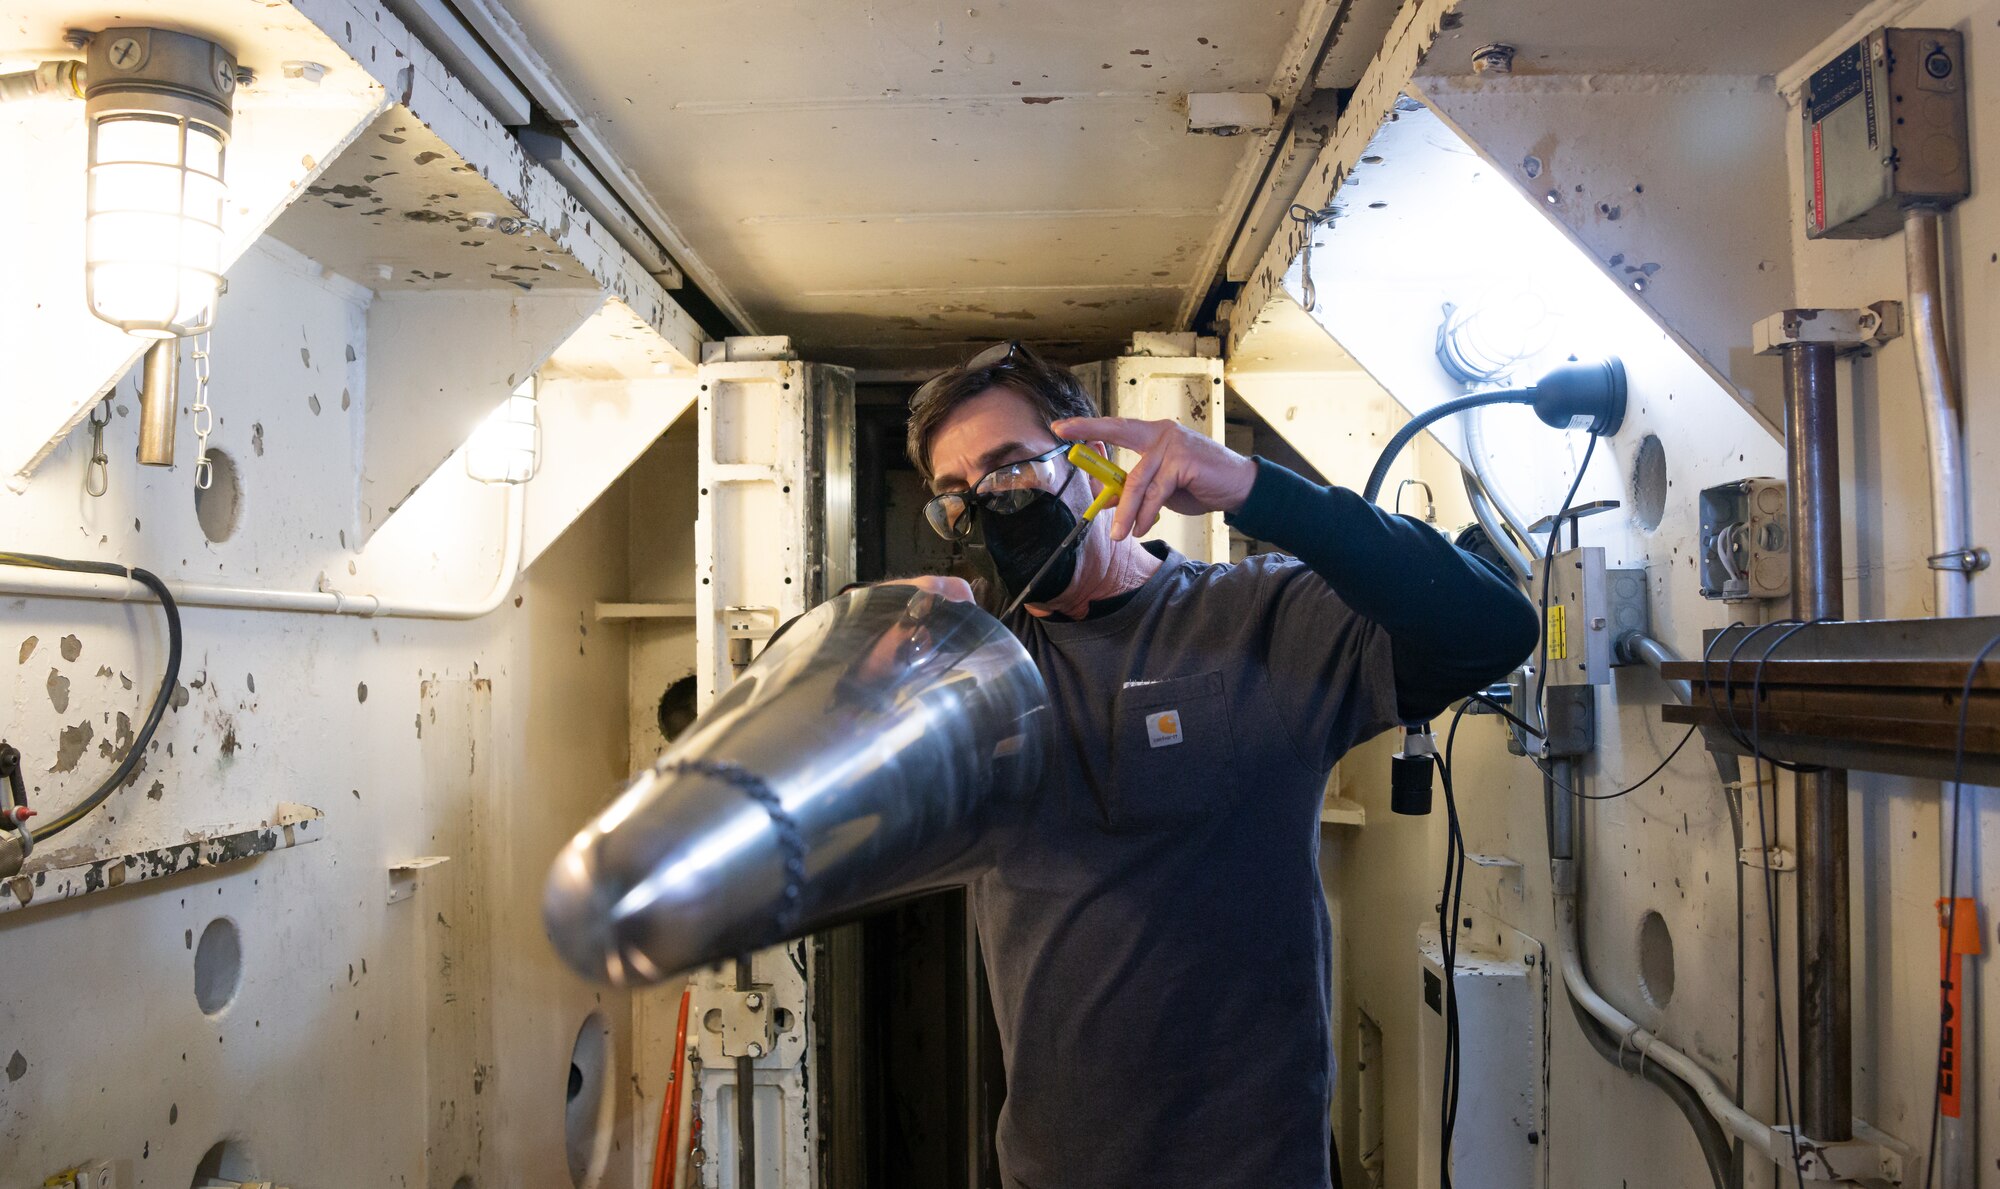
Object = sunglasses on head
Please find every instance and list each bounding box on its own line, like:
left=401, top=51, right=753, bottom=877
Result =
left=910, top=341, right=1025, bottom=411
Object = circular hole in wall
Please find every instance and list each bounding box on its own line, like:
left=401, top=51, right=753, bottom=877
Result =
left=657, top=675, right=698, bottom=745
left=1637, top=910, right=1676, bottom=1009
left=194, top=917, right=243, bottom=1016
left=565, top=1010, right=614, bottom=1188
left=1630, top=433, right=1667, bottom=533
left=451, top=1178, right=474, bottom=1189
left=191, top=1139, right=257, bottom=1187
left=193, top=448, right=243, bottom=543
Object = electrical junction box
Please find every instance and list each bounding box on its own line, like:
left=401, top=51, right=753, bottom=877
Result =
left=1416, top=913, right=1548, bottom=1189
left=1698, top=479, right=1790, bottom=601
left=1803, top=28, right=1970, bottom=239
left=1533, top=548, right=1649, bottom=687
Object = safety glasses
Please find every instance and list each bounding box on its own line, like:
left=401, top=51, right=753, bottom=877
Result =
left=909, top=340, right=1022, bottom=413
left=922, top=440, right=1080, bottom=541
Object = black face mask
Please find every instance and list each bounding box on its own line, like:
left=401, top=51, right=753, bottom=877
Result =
left=979, top=489, right=1081, bottom=606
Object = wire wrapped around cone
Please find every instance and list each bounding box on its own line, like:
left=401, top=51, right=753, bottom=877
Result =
left=544, top=583, right=1048, bottom=985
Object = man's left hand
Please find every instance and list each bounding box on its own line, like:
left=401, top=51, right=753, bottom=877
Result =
left=1052, top=416, right=1257, bottom=542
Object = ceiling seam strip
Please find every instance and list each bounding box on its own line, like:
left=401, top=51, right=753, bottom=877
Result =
left=1171, top=0, right=1351, bottom=333
left=438, top=0, right=759, bottom=335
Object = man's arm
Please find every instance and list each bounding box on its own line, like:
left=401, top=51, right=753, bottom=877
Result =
left=1225, top=457, right=1538, bottom=722
left=1049, top=415, right=1537, bottom=724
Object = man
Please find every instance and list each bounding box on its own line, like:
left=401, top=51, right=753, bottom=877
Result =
left=901, top=342, right=1537, bottom=1189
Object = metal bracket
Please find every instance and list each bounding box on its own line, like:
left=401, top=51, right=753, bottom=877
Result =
left=1739, top=846, right=1797, bottom=871
left=1752, top=303, right=1904, bottom=355
left=1775, top=1125, right=1907, bottom=1184
left=716, top=987, right=780, bottom=1059
left=723, top=605, right=780, bottom=639
left=387, top=855, right=451, bottom=904
left=1927, top=547, right=1990, bottom=574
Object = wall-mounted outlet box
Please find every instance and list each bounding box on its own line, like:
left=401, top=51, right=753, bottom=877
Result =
left=1699, top=479, right=1789, bottom=601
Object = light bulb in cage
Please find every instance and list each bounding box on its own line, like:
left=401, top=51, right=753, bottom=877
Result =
left=83, top=28, right=236, bottom=339
left=466, top=378, right=543, bottom=485
left=1435, top=293, right=1553, bottom=386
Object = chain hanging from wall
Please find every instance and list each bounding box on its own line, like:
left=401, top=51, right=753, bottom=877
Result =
left=84, top=398, right=111, bottom=497
left=190, top=326, right=214, bottom=490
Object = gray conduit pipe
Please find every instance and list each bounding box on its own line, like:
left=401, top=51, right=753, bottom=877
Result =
left=0, top=60, right=84, bottom=102
left=1462, top=402, right=1542, bottom=553
left=1554, top=633, right=1779, bottom=1180
left=1906, top=204, right=1980, bottom=1187
left=1461, top=467, right=1532, bottom=585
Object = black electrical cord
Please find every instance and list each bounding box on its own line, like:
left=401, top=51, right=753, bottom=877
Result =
left=1434, top=698, right=1472, bottom=1189
left=1543, top=726, right=1702, bottom=802
left=1361, top=390, right=1536, bottom=504
left=1465, top=690, right=1541, bottom=738
left=1447, top=694, right=1736, bottom=1189
left=1426, top=434, right=1596, bottom=1187
left=1533, top=435, right=1600, bottom=728
left=1922, top=629, right=2000, bottom=1189
left=0, top=552, right=182, bottom=841
left=1694, top=618, right=1811, bottom=1187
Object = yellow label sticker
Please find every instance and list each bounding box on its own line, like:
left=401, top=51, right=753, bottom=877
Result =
left=1546, top=605, right=1568, bottom=661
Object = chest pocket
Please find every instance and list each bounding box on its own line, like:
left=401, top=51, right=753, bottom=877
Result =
left=1100, top=670, right=1237, bottom=832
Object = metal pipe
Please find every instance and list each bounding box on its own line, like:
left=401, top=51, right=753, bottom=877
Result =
left=137, top=340, right=178, bottom=467
left=1782, top=340, right=1852, bottom=1142
left=1461, top=468, right=1532, bottom=585
left=736, top=957, right=756, bottom=1189
left=1906, top=203, right=1980, bottom=1186
left=0, top=60, right=83, bottom=103
left=1463, top=403, right=1542, bottom=553
left=1557, top=895, right=1786, bottom=1163
left=1905, top=208, right=1975, bottom=618
left=0, top=483, right=526, bottom=619
left=1618, top=632, right=1695, bottom=707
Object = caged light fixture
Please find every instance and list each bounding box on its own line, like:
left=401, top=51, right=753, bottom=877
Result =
left=465, top=377, right=544, bottom=485
left=83, top=27, right=235, bottom=338
left=46, top=26, right=242, bottom=479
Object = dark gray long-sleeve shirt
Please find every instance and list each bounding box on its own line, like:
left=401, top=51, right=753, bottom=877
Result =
left=972, top=458, right=1535, bottom=1189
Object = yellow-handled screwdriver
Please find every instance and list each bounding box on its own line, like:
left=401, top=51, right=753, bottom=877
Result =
left=1000, top=443, right=1127, bottom=617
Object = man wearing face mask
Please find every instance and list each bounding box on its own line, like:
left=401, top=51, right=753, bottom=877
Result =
left=900, top=341, right=1537, bottom=1189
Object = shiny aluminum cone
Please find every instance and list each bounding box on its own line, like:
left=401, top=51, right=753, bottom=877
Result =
left=544, top=584, right=1048, bottom=985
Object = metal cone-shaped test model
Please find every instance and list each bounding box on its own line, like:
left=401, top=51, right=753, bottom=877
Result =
left=544, top=584, right=1048, bottom=985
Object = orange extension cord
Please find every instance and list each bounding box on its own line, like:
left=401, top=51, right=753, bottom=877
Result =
left=651, top=987, right=694, bottom=1189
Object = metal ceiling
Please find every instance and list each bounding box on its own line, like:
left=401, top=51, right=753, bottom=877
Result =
left=487, top=0, right=1332, bottom=370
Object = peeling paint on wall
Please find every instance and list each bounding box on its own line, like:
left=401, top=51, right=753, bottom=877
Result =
left=51, top=722, right=93, bottom=773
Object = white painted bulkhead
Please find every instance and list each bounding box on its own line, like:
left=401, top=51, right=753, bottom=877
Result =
left=5, top=0, right=2000, bottom=1187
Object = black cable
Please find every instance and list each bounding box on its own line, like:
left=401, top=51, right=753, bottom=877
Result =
left=1465, top=691, right=1541, bottom=739
left=1360, top=390, right=1536, bottom=504
left=0, top=552, right=182, bottom=840
left=1430, top=434, right=1593, bottom=1187
left=1922, top=629, right=2000, bottom=1189
left=1750, top=758, right=1804, bottom=1189
left=1536, top=725, right=1702, bottom=802
left=1533, top=436, right=1600, bottom=729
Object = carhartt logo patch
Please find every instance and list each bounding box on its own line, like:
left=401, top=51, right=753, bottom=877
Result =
left=1145, top=710, right=1183, bottom=749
